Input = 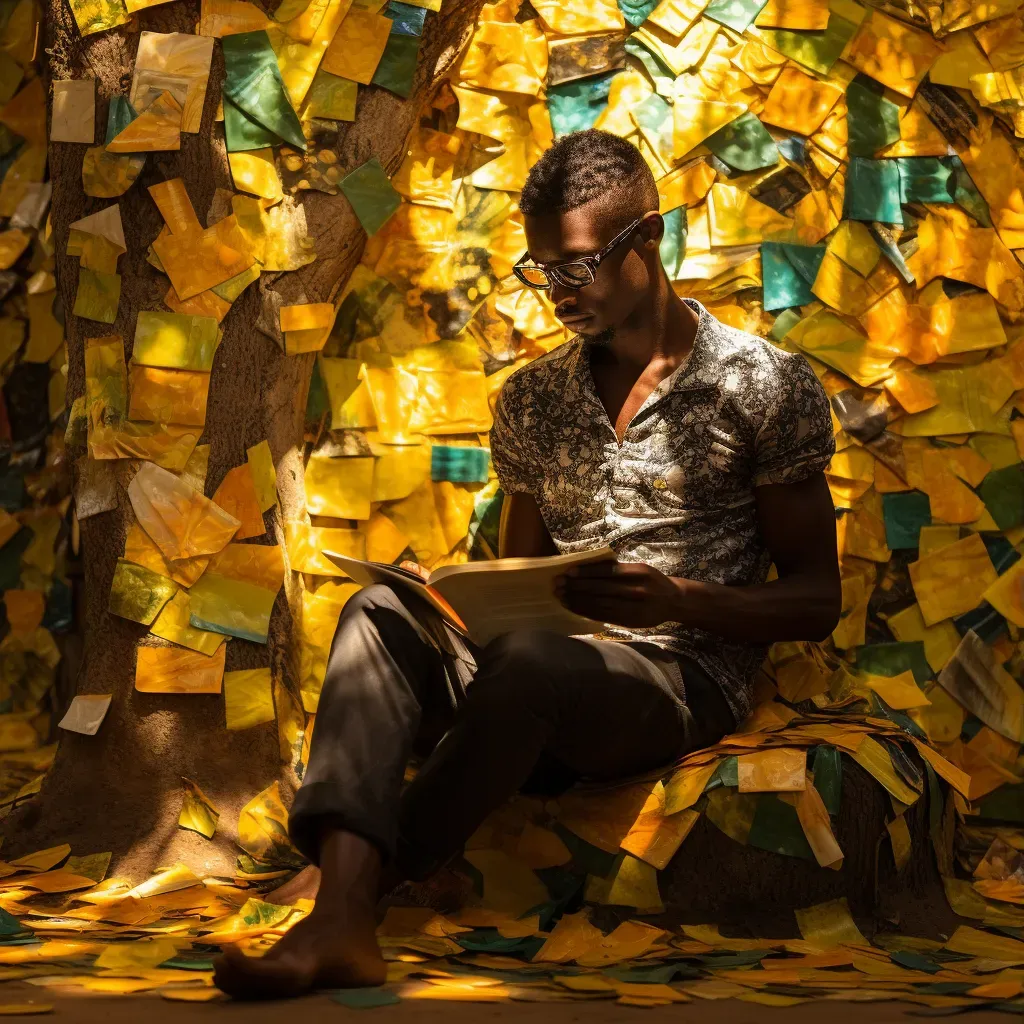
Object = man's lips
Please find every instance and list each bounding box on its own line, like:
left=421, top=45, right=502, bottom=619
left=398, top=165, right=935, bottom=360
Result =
left=557, top=311, right=593, bottom=325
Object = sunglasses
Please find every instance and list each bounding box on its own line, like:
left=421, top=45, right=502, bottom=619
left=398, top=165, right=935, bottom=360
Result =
left=513, top=216, right=644, bottom=291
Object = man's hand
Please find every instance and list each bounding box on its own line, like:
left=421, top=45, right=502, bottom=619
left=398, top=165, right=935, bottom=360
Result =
left=553, top=561, right=684, bottom=628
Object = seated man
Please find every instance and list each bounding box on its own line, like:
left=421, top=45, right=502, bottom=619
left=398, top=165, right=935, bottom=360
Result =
left=214, top=129, right=841, bottom=999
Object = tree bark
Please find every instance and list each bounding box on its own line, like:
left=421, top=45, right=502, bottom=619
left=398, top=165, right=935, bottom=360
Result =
left=7, top=0, right=484, bottom=878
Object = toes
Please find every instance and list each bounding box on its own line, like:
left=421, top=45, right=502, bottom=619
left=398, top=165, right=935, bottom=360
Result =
left=213, top=946, right=313, bottom=1001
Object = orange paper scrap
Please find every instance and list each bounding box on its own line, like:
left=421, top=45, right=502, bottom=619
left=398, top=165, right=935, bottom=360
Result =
left=135, top=644, right=226, bottom=693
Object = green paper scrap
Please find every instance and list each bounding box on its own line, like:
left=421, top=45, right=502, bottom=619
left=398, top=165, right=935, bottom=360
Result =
left=975, top=781, right=1024, bottom=823
left=624, top=37, right=675, bottom=98
left=306, top=356, right=331, bottom=429
left=978, top=463, right=1024, bottom=531
left=705, top=0, right=769, bottom=32
left=705, top=112, right=779, bottom=172
left=770, top=308, right=801, bottom=341
left=548, top=72, right=616, bottom=137
left=387, top=0, right=428, bottom=35
left=951, top=156, right=991, bottom=227
left=779, top=242, right=826, bottom=284
left=855, top=641, right=931, bottom=685
left=660, top=206, right=687, bottom=279
left=762, top=242, right=814, bottom=311
left=0, top=907, right=26, bottom=937
left=106, top=96, right=138, bottom=144
left=304, top=71, right=358, bottom=121
left=707, top=755, right=739, bottom=790
left=222, top=31, right=306, bottom=152
left=890, top=951, right=942, bottom=974
left=845, top=79, right=900, bottom=158
left=618, top=0, right=660, bottom=27
left=73, top=268, right=121, bottom=324
left=431, top=445, right=490, bottom=483
left=747, top=793, right=816, bottom=860
left=631, top=91, right=673, bottom=165
left=882, top=491, right=931, bottom=550
left=897, top=157, right=954, bottom=204
left=811, top=745, right=842, bottom=817
left=371, top=31, right=420, bottom=99
left=223, top=95, right=280, bottom=152
left=133, top=311, right=220, bottom=372
left=845, top=157, right=903, bottom=225
left=340, top=158, right=402, bottom=235
left=756, top=7, right=864, bottom=75
left=553, top=822, right=619, bottom=878
left=330, top=988, right=402, bottom=1009
left=108, top=559, right=177, bottom=626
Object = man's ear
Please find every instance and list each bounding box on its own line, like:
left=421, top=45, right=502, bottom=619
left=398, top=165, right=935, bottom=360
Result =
left=640, top=212, right=664, bottom=247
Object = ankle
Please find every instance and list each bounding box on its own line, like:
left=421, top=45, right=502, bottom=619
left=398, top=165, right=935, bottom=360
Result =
left=315, top=829, right=383, bottom=905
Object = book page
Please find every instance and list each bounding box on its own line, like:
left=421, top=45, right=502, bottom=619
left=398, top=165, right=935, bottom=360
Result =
left=429, top=548, right=616, bottom=646
left=322, top=551, right=461, bottom=626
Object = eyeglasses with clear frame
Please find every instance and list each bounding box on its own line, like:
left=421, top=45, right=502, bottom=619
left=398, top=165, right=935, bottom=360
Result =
left=513, top=216, right=645, bottom=291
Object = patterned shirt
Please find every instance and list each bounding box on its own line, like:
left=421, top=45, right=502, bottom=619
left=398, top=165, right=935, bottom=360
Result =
left=489, top=299, right=835, bottom=725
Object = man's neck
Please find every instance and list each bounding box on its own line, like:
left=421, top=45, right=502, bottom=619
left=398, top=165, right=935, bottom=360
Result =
left=592, top=273, right=698, bottom=375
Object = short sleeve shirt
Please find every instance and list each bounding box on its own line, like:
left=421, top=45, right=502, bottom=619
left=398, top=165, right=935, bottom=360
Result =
left=489, top=299, right=835, bottom=725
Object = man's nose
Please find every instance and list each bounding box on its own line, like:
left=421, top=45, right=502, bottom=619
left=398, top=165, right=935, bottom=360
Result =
left=550, top=280, right=575, bottom=307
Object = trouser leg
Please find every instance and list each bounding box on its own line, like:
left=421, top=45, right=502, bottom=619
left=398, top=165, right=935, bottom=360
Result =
left=288, top=584, right=476, bottom=865
left=397, top=630, right=704, bottom=880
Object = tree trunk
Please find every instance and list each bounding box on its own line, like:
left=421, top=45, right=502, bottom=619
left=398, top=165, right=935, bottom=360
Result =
left=7, top=0, right=484, bottom=878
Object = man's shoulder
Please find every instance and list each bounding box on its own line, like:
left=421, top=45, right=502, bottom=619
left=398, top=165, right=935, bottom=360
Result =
left=701, top=316, right=816, bottom=396
left=498, top=341, right=580, bottom=403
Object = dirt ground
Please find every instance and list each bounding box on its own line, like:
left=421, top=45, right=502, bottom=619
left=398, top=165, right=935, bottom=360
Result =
left=0, top=984, right=1014, bottom=1023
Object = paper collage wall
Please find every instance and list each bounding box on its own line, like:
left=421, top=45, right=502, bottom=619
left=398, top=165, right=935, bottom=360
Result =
left=0, top=0, right=1021, bottom=1008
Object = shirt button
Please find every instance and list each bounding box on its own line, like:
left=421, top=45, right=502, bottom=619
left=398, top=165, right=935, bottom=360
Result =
left=653, top=477, right=667, bottom=490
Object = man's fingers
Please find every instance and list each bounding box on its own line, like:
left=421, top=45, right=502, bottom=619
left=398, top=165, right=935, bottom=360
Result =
left=565, top=561, right=620, bottom=579
left=558, top=580, right=645, bottom=599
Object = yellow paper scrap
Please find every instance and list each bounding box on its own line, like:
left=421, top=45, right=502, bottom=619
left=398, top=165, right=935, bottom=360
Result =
left=224, top=667, right=275, bottom=730
left=106, top=90, right=183, bottom=152
left=178, top=777, right=220, bottom=838
left=909, top=533, right=998, bottom=626
left=130, top=31, right=213, bottom=135
left=57, top=694, right=112, bottom=736
left=51, top=79, right=95, bottom=143
left=247, top=440, right=278, bottom=512
left=135, top=643, right=226, bottom=693
left=127, top=461, right=240, bottom=562
left=736, top=748, right=807, bottom=792
left=321, top=10, right=392, bottom=83
left=150, top=590, right=226, bottom=656
left=228, top=148, right=283, bottom=201
left=795, top=898, right=867, bottom=948
left=108, top=558, right=178, bottom=625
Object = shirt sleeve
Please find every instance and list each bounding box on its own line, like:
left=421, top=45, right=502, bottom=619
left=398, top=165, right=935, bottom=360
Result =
left=488, top=378, right=541, bottom=495
left=753, top=352, right=836, bottom=488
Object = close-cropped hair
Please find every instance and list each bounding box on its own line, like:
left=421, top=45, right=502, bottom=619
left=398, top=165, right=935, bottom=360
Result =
left=519, top=129, right=660, bottom=223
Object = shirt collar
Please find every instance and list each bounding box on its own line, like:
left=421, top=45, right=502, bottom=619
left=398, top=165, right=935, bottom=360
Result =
left=566, top=298, right=721, bottom=408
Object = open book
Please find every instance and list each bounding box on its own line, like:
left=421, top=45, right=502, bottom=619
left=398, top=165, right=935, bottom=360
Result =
left=322, top=547, right=617, bottom=646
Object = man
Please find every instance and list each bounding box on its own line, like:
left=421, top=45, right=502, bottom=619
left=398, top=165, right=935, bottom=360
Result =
left=214, top=129, right=840, bottom=999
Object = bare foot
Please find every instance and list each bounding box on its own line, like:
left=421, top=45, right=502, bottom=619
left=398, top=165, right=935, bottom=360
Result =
left=212, top=903, right=385, bottom=1000
left=266, top=864, right=321, bottom=905
left=213, top=830, right=386, bottom=1000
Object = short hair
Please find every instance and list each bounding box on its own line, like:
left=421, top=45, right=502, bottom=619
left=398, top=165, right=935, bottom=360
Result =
left=519, top=130, right=659, bottom=223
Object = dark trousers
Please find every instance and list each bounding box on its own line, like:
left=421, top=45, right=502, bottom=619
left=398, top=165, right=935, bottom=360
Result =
left=289, top=584, right=735, bottom=880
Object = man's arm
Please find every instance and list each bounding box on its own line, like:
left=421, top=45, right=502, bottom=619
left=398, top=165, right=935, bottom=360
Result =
left=498, top=492, right=558, bottom=559
left=555, top=472, right=841, bottom=643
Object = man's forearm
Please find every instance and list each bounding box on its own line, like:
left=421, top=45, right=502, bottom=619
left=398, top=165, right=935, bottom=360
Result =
left=667, top=573, right=840, bottom=644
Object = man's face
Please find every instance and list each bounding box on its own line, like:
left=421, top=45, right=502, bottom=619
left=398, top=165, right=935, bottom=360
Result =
left=523, top=201, right=659, bottom=344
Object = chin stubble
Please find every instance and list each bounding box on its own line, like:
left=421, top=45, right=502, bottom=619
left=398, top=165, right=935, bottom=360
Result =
left=582, top=327, right=616, bottom=347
